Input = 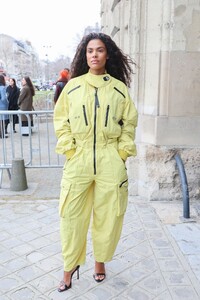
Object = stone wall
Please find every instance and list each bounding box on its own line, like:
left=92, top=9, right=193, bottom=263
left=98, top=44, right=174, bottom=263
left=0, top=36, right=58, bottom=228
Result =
left=101, top=0, right=200, bottom=201
left=128, top=145, right=200, bottom=201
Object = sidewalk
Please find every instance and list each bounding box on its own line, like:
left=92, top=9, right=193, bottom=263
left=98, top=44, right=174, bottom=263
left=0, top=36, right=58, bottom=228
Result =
left=0, top=171, right=200, bottom=299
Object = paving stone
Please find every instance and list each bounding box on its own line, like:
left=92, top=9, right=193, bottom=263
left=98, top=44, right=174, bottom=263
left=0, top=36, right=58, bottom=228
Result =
left=132, top=241, right=154, bottom=257
left=36, top=256, right=61, bottom=273
left=0, top=275, right=23, bottom=293
left=120, top=233, right=139, bottom=248
left=170, top=286, right=200, bottom=300
left=85, top=286, right=114, bottom=299
left=167, top=224, right=200, bottom=255
left=143, top=221, right=162, bottom=230
left=16, top=265, right=45, bottom=282
left=154, top=290, right=173, bottom=299
left=124, top=266, right=152, bottom=284
left=28, top=236, right=52, bottom=248
left=0, top=295, right=10, bottom=300
left=39, top=243, right=61, bottom=256
left=0, top=265, right=10, bottom=278
left=0, top=198, right=200, bottom=299
left=26, top=251, right=46, bottom=263
left=119, top=249, right=144, bottom=266
left=1, top=237, right=25, bottom=249
left=135, top=256, right=158, bottom=272
left=3, top=257, right=30, bottom=273
left=146, top=229, right=166, bottom=239
left=106, top=257, right=130, bottom=273
left=106, top=276, right=130, bottom=293
left=12, top=244, right=35, bottom=256
left=48, top=286, right=76, bottom=299
left=29, top=273, right=58, bottom=294
left=153, top=247, right=176, bottom=259
left=187, top=254, right=200, bottom=281
left=0, top=250, right=17, bottom=264
left=0, top=231, right=12, bottom=242
left=17, top=231, right=40, bottom=243
left=70, top=296, right=90, bottom=300
left=126, top=286, right=154, bottom=300
left=122, top=221, right=143, bottom=235
left=9, top=286, right=39, bottom=300
left=137, top=270, right=167, bottom=295
left=157, top=258, right=184, bottom=272
left=162, top=271, right=191, bottom=285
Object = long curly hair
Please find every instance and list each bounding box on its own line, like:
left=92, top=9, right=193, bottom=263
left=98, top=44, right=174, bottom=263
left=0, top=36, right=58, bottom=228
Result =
left=70, top=32, right=135, bottom=87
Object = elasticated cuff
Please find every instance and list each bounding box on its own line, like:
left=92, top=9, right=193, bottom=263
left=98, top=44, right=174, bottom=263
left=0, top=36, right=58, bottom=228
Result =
left=118, top=150, right=128, bottom=162
left=65, top=149, right=76, bottom=160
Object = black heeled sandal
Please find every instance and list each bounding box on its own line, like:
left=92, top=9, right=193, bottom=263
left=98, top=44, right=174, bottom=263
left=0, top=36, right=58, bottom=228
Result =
left=93, top=273, right=106, bottom=283
left=58, top=265, right=80, bottom=292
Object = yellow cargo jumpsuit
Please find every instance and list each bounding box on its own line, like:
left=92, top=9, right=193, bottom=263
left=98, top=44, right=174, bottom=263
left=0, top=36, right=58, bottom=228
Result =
left=53, top=71, right=138, bottom=271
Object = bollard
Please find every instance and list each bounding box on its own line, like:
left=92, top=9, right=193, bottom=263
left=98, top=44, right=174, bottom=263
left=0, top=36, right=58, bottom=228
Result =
left=10, top=158, right=28, bottom=191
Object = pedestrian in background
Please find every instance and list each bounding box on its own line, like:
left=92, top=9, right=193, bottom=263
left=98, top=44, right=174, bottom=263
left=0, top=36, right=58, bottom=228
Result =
left=54, top=68, right=70, bottom=104
left=54, top=32, right=138, bottom=293
left=0, top=74, right=9, bottom=139
left=18, top=76, right=35, bottom=136
left=5, top=78, right=20, bottom=133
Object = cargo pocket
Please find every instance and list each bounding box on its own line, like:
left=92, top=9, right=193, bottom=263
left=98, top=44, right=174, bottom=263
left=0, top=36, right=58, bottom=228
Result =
left=59, top=183, right=71, bottom=218
left=117, top=179, right=128, bottom=216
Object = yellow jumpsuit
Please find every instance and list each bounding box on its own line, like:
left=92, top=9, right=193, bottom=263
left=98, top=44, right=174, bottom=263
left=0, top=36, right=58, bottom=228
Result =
left=53, top=72, right=138, bottom=271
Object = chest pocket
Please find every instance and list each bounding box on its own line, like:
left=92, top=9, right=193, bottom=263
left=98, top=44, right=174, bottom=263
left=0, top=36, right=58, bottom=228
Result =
left=103, top=97, right=125, bottom=137
left=104, top=86, right=125, bottom=124
left=69, top=102, right=91, bottom=134
left=67, top=85, right=91, bottom=134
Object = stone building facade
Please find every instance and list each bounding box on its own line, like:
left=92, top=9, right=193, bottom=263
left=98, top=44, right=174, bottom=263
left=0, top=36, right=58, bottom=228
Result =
left=0, top=34, right=40, bottom=80
left=101, top=0, right=200, bottom=201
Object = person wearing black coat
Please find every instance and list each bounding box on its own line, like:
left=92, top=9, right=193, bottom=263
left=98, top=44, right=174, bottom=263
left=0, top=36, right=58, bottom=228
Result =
left=5, top=78, right=20, bottom=133
left=54, top=68, right=70, bottom=104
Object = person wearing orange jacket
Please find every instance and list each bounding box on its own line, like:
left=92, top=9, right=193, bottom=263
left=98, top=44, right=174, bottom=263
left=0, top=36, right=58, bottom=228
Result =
left=53, top=32, right=138, bottom=293
left=54, top=68, right=70, bottom=104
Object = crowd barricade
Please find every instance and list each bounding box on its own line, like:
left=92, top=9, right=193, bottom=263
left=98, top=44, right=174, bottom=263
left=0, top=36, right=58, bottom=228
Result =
left=0, top=110, right=64, bottom=188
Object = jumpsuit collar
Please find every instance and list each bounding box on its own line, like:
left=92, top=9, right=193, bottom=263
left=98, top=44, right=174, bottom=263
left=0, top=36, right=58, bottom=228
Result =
left=85, top=71, right=111, bottom=88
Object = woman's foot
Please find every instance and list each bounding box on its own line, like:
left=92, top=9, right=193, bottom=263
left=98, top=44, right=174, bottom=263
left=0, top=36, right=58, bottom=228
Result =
left=58, top=271, right=72, bottom=292
left=58, top=266, right=80, bottom=292
left=93, top=261, right=106, bottom=282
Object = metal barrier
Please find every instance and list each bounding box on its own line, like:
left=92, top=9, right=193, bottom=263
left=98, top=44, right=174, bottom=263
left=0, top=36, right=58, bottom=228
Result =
left=0, top=110, right=64, bottom=188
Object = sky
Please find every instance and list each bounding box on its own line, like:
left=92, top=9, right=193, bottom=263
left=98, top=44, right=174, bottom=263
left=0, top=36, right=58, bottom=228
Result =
left=1, top=0, right=101, bottom=61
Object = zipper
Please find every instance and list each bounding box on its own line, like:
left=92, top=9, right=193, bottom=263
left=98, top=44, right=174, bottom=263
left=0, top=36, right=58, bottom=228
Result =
left=119, top=179, right=128, bottom=188
left=114, top=86, right=125, bottom=98
left=68, top=85, right=81, bottom=94
left=82, top=105, right=88, bottom=126
left=93, top=88, right=100, bottom=175
left=105, top=105, right=110, bottom=127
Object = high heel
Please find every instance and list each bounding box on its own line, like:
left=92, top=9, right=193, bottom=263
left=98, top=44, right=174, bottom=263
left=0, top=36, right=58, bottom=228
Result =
left=71, top=265, right=80, bottom=280
left=58, top=265, right=80, bottom=292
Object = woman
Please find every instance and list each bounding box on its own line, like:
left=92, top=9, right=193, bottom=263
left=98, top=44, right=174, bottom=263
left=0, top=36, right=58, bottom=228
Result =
left=53, top=32, right=138, bottom=292
left=5, top=78, right=20, bottom=133
left=18, top=76, right=35, bottom=135
left=54, top=68, right=70, bottom=104
left=0, top=74, right=9, bottom=138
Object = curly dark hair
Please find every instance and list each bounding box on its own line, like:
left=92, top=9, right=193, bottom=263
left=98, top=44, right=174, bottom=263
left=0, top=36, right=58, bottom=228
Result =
left=70, top=32, right=136, bottom=87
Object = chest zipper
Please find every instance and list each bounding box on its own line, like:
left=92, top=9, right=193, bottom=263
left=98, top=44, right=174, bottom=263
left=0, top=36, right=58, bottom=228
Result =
left=105, top=105, right=110, bottom=127
left=93, top=88, right=100, bottom=175
left=83, top=105, right=88, bottom=126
